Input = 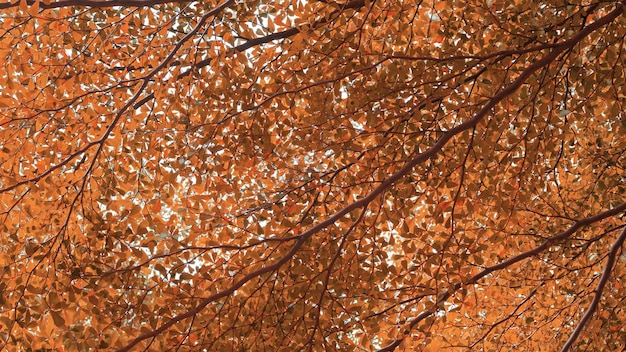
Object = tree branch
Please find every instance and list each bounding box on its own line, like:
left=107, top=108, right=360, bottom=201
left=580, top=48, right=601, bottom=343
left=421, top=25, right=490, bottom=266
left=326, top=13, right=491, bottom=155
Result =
left=0, top=0, right=192, bottom=10
left=118, top=3, right=625, bottom=351
left=376, top=204, right=626, bottom=352
left=560, top=224, right=626, bottom=351
left=184, top=0, right=367, bottom=75
left=374, top=3, right=626, bottom=350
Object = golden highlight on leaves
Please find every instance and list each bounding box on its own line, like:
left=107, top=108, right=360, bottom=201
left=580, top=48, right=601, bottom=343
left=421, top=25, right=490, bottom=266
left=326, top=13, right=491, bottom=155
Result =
left=0, top=0, right=625, bottom=351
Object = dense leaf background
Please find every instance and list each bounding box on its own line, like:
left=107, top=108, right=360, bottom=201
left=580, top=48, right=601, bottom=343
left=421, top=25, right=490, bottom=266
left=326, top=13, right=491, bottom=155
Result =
left=0, top=0, right=625, bottom=351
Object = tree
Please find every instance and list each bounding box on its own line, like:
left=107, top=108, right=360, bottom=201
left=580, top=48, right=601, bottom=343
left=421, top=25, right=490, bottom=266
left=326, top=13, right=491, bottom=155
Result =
left=0, top=0, right=624, bottom=350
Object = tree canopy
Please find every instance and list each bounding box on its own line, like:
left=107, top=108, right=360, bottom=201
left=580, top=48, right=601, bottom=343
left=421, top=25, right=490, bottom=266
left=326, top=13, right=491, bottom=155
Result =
left=0, top=0, right=625, bottom=351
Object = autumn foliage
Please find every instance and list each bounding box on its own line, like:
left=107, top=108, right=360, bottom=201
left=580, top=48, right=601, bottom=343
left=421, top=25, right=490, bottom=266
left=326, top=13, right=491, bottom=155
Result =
left=0, top=0, right=625, bottom=350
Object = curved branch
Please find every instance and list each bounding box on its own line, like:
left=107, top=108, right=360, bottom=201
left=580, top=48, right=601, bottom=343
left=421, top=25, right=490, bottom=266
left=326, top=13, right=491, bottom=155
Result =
left=372, top=2, right=626, bottom=350
left=119, top=3, right=625, bottom=351
left=116, top=2, right=625, bottom=351
left=560, top=223, right=626, bottom=351
left=376, top=202, right=626, bottom=352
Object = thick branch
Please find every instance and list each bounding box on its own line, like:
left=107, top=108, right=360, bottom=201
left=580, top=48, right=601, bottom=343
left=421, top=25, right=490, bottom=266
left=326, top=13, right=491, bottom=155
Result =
left=120, top=4, right=623, bottom=351
left=237, top=0, right=365, bottom=52
left=375, top=3, right=626, bottom=351
left=560, top=224, right=626, bottom=351
left=186, top=0, right=366, bottom=73
left=376, top=203, right=626, bottom=352
left=133, top=0, right=368, bottom=108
